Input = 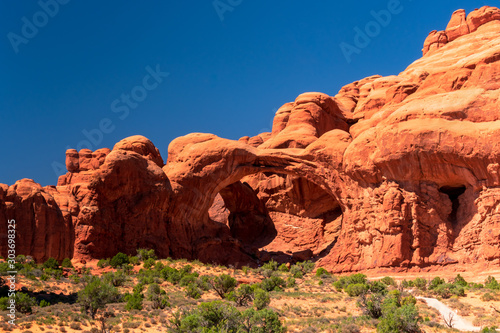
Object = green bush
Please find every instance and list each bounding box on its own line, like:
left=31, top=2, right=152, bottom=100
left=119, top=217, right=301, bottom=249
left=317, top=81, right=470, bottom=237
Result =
left=315, top=267, right=331, bottom=278
left=143, top=258, right=156, bottom=269
left=346, top=283, right=369, bottom=297
left=402, top=295, right=417, bottom=306
left=179, top=273, right=199, bottom=287
left=428, top=277, right=445, bottom=290
left=43, top=257, right=59, bottom=270
left=0, top=297, right=9, bottom=310
left=358, top=293, right=384, bottom=319
left=481, top=327, right=498, bottom=333
left=481, top=292, right=498, bottom=302
left=413, top=278, right=427, bottom=291
left=334, top=273, right=368, bottom=291
left=61, top=258, right=73, bottom=268
left=209, top=274, right=237, bottom=299
left=15, top=292, right=37, bottom=314
left=169, top=301, right=285, bottom=333
left=77, top=276, right=120, bottom=319
left=125, top=291, right=143, bottom=310
left=369, top=281, right=388, bottom=295
left=128, top=256, right=139, bottom=266
left=402, top=279, right=414, bottom=288
left=228, top=284, right=254, bottom=306
left=136, top=248, right=157, bottom=261
left=146, top=283, right=169, bottom=309
left=39, top=299, right=50, bottom=307
left=185, top=283, right=202, bottom=299
left=261, top=260, right=278, bottom=272
left=278, top=264, right=289, bottom=272
left=453, top=274, right=467, bottom=287
left=103, top=270, right=127, bottom=287
left=97, top=259, right=109, bottom=268
left=260, top=276, right=286, bottom=292
left=110, top=252, right=130, bottom=268
left=286, top=276, right=296, bottom=288
left=485, top=276, right=500, bottom=290
left=380, top=277, right=396, bottom=286
left=377, top=303, right=420, bottom=333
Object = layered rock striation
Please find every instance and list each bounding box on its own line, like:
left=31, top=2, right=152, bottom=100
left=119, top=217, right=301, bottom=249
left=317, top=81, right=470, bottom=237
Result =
left=2, top=7, right=500, bottom=272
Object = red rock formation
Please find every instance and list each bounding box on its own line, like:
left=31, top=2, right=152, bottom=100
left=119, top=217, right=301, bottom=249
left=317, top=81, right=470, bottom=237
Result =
left=1, top=8, right=500, bottom=272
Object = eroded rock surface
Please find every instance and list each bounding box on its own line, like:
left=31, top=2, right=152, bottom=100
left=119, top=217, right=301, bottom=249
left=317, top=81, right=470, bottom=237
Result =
left=1, top=8, right=500, bottom=272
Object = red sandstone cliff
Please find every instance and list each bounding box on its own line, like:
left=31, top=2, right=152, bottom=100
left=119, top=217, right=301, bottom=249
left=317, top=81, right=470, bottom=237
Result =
left=1, top=7, right=500, bottom=272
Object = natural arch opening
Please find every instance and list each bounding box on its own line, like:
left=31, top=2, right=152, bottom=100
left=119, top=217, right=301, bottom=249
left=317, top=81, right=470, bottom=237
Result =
left=209, top=173, right=343, bottom=262
left=439, top=185, right=466, bottom=225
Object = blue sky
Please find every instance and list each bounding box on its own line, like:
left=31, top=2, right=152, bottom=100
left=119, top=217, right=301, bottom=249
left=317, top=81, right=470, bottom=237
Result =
left=0, top=0, right=494, bottom=186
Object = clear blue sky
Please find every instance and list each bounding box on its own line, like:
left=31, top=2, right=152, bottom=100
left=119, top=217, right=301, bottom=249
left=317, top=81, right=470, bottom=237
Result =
left=0, top=0, right=493, bottom=186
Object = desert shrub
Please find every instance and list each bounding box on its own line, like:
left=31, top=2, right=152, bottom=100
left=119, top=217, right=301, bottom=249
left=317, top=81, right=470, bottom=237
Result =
left=278, top=264, right=289, bottom=272
left=468, top=282, right=484, bottom=290
left=97, top=259, right=109, bottom=268
left=143, top=258, right=156, bottom=269
left=161, top=266, right=182, bottom=284
left=136, top=248, right=157, bottom=261
left=261, top=260, right=278, bottom=272
left=228, top=284, right=254, bottom=306
left=453, top=274, right=467, bottom=287
left=209, top=274, right=237, bottom=299
left=485, top=276, right=500, bottom=290
left=185, top=283, right=202, bottom=299
left=128, top=256, right=139, bottom=266
left=428, top=277, right=445, bottom=290
left=260, top=276, right=286, bottom=292
left=45, top=268, right=63, bottom=280
left=39, top=299, right=51, bottom=307
left=334, top=273, right=368, bottom=291
left=402, top=279, right=414, bottom=288
left=43, top=258, right=59, bottom=270
left=412, top=278, right=427, bottom=291
left=196, top=275, right=211, bottom=291
left=286, top=276, right=296, bottom=288
left=381, top=277, right=396, bottom=286
left=0, top=297, right=9, bottom=310
left=77, top=276, right=120, bottom=319
left=102, top=270, right=127, bottom=287
left=401, top=295, right=417, bottom=306
left=146, top=283, right=169, bottom=309
left=169, top=301, right=285, bottom=333
left=346, top=283, right=369, bottom=297
left=241, top=308, right=285, bottom=332
left=290, top=266, right=303, bottom=279
left=481, top=292, right=498, bottom=302
left=291, top=261, right=315, bottom=275
left=109, top=252, right=129, bottom=268
left=481, top=327, right=498, bottom=333
left=315, top=267, right=331, bottom=278
left=15, top=292, right=37, bottom=314
left=431, top=283, right=465, bottom=299
left=377, top=303, right=420, bottom=333
left=179, top=273, right=199, bottom=287
left=61, top=258, right=73, bottom=268
left=125, top=291, right=143, bottom=310
left=358, top=293, right=384, bottom=319
left=369, top=281, right=388, bottom=295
